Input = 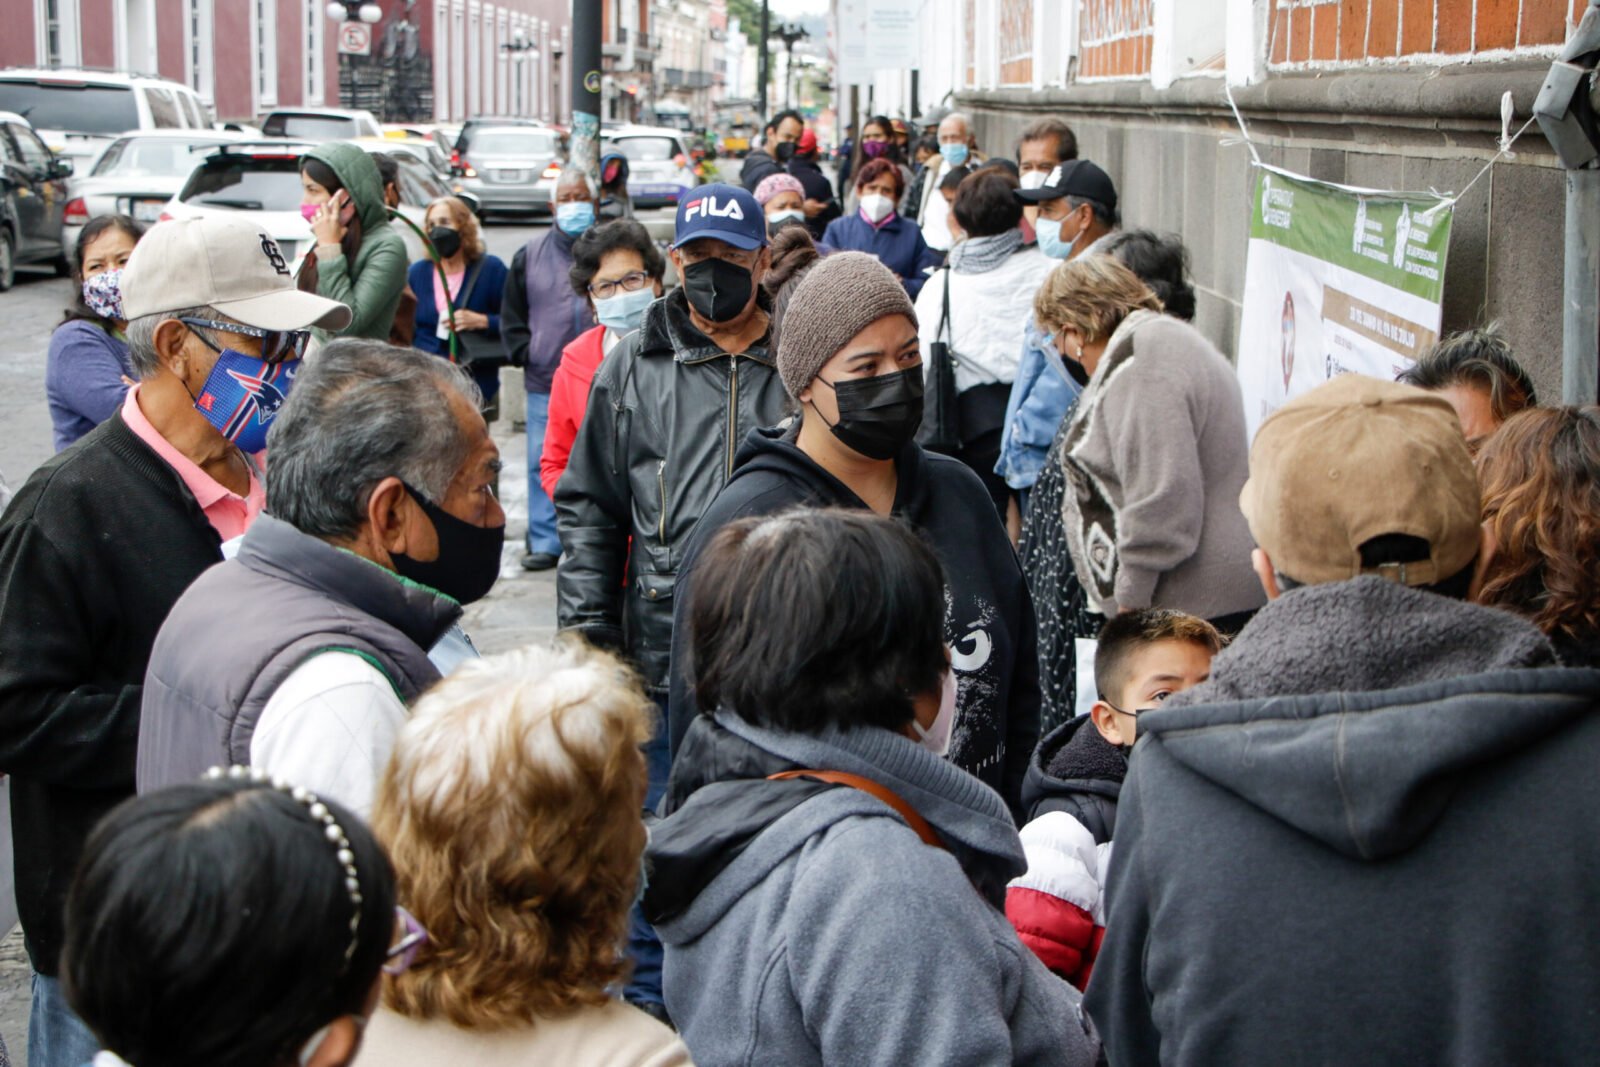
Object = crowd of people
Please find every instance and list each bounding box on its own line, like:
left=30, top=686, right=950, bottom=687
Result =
left=0, top=108, right=1597, bottom=1067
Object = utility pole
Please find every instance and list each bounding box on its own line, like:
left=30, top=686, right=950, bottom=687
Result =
left=570, top=0, right=602, bottom=179
left=757, top=0, right=771, bottom=120
left=772, top=23, right=807, bottom=112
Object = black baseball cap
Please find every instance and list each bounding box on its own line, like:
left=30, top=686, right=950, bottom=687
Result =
left=1014, top=159, right=1118, bottom=213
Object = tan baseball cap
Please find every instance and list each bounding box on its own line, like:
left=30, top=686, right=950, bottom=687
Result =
left=121, top=215, right=352, bottom=333
left=1240, top=373, right=1480, bottom=587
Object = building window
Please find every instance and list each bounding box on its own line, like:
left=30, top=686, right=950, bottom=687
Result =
left=40, top=0, right=62, bottom=65
left=36, top=0, right=81, bottom=66
left=185, top=0, right=214, bottom=100
left=998, top=0, right=1033, bottom=85
left=304, top=0, right=324, bottom=104
left=254, top=0, right=279, bottom=108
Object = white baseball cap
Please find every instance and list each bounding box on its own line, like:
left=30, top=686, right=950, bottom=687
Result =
left=122, top=215, right=353, bottom=333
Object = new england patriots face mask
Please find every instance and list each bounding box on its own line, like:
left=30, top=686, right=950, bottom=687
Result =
left=180, top=318, right=309, bottom=453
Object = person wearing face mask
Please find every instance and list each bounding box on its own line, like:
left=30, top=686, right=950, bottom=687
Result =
left=541, top=220, right=666, bottom=501
left=408, top=195, right=508, bottom=404
left=63, top=773, right=402, bottom=1067
left=917, top=112, right=987, bottom=252
left=555, top=182, right=789, bottom=1021
left=0, top=214, right=352, bottom=1067
left=296, top=144, right=409, bottom=343
left=739, top=109, right=805, bottom=193
left=46, top=214, right=145, bottom=452
left=996, top=159, right=1122, bottom=527
left=785, top=128, right=842, bottom=240
left=669, top=252, right=1042, bottom=819
left=754, top=172, right=810, bottom=237
left=842, top=115, right=914, bottom=216
left=137, top=341, right=504, bottom=817
left=1014, top=119, right=1079, bottom=223
left=648, top=508, right=1096, bottom=1067
left=501, top=167, right=599, bottom=572
left=821, top=159, right=941, bottom=298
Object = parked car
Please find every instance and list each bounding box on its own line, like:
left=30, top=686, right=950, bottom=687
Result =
left=453, top=125, right=561, bottom=219
left=159, top=141, right=318, bottom=268
left=0, top=110, right=72, bottom=290
left=259, top=107, right=382, bottom=141
left=63, top=129, right=246, bottom=249
left=353, top=135, right=453, bottom=184
left=355, top=145, right=479, bottom=262
left=0, top=69, right=210, bottom=173
left=602, top=125, right=698, bottom=209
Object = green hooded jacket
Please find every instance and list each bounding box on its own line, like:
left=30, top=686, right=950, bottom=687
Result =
left=305, top=142, right=408, bottom=342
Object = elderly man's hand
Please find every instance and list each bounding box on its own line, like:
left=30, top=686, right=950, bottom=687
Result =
left=803, top=198, right=830, bottom=219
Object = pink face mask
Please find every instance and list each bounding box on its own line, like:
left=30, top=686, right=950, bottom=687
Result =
left=301, top=202, right=320, bottom=223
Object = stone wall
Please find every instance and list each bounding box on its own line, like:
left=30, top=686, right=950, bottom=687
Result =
left=956, top=61, right=1569, bottom=400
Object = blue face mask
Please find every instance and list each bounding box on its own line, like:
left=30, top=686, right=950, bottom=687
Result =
left=556, top=201, right=596, bottom=236
left=594, top=286, right=655, bottom=334
left=1036, top=215, right=1078, bottom=260
left=941, top=142, right=969, bottom=168
left=191, top=348, right=300, bottom=453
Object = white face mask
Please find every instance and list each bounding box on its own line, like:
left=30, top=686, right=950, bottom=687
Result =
left=1020, top=170, right=1049, bottom=191
left=859, top=193, right=895, bottom=224
left=767, top=209, right=806, bottom=232
left=912, top=666, right=958, bottom=757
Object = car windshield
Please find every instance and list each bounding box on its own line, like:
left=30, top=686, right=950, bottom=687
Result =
left=0, top=81, right=140, bottom=135
left=615, top=137, right=679, bottom=163
left=93, top=137, right=228, bottom=178
left=469, top=131, right=555, bottom=157
left=180, top=156, right=304, bottom=211
left=264, top=114, right=356, bottom=139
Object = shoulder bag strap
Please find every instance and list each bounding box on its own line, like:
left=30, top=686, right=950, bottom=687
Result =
left=768, top=769, right=946, bottom=850
left=453, top=257, right=486, bottom=308
left=938, top=267, right=952, bottom=344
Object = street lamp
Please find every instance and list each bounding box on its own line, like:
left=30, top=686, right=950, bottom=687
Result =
left=501, top=28, right=538, bottom=116
left=770, top=23, right=807, bottom=111
left=326, top=0, right=382, bottom=23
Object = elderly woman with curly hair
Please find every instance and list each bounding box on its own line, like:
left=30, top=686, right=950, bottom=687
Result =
left=355, top=642, right=691, bottom=1067
left=1474, top=406, right=1600, bottom=667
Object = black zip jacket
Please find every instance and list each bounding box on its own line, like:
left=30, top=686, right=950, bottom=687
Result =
left=787, top=156, right=842, bottom=240
left=553, top=288, right=788, bottom=691
left=1021, top=715, right=1125, bottom=839
left=0, top=412, right=223, bottom=974
left=667, top=423, right=1042, bottom=816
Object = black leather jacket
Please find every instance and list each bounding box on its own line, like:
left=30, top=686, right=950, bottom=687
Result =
left=554, top=289, right=790, bottom=690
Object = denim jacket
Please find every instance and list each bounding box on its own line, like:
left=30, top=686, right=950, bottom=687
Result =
left=996, top=317, right=1082, bottom=491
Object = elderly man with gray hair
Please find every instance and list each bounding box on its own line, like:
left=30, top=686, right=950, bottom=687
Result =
left=502, top=164, right=600, bottom=573
left=137, top=340, right=506, bottom=818
left=918, top=112, right=986, bottom=252
left=0, top=214, right=349, bottom=1067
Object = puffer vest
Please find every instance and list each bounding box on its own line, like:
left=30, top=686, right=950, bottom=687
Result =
left=136, top=513, right=461, bottom=793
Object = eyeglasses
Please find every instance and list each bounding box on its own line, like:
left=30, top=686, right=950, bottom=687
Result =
left=179, top=317, right=310, bottom=365
left=383, top=906, right=428, bottom=976
left=588, top=270, right=652, bottom=300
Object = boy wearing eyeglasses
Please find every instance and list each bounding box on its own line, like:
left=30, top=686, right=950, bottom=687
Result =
left=1005, top=609, right=1222, bottom=989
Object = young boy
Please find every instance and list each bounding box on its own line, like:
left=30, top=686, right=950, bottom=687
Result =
left=1006, top=609, right=1223, bottom=988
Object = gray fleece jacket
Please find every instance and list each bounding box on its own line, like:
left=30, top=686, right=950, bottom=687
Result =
left=1085, top=579, right=1600, bottom=1066
left=650, top=710, right=1097, bottom=1067
left=1058, top=309, right=1263, bottom=620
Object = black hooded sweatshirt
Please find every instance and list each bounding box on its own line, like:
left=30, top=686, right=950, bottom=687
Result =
left=1085, top=577, right=1600, bottom=1065
left=1021, top=715, right=1126, bottom=839
left=667, top=424, right=1041, bottom=816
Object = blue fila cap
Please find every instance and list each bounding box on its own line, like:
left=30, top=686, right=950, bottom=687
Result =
left=672, top=183, right=769, bottom=251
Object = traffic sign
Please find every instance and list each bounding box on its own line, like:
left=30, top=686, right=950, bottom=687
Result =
left=337, top=22, right=372, bottom=56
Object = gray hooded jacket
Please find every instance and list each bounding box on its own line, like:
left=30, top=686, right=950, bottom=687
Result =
left=649, top=710, right=1098, bottom=1067
left=1085, top=577, right=1600, bottom=1065
left=137, top=513, right=459, bottom=793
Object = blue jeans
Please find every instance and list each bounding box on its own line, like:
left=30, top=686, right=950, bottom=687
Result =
left=29, top=973, right=99, bottom=1067
left=624, top=689, right=673, bottom=1010
left=524, top=390, right=561, bottom=557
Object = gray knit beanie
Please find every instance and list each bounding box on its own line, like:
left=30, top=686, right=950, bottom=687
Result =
left=774, top=251, right=919, bottom=398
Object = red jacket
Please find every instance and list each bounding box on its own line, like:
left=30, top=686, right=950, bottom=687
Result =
left=541, top=325, right=607, bottom=501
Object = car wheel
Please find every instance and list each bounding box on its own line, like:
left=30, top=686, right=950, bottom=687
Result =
left=0, top=229, right=14, bottom=292
left=53, top=251, right=71, bottom=278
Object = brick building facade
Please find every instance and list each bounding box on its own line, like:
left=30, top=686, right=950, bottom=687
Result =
left=861, top=0, right=1586, bottom=397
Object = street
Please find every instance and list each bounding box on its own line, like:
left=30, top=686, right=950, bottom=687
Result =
left=0, top=201, right=695, bottom=1059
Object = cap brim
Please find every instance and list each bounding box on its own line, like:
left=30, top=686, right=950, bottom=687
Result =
left=211, top=288, right=353, bottom=333
left=671, top=228, right=767, bottom=251
left=1013, top=187, right=1066, bottom=204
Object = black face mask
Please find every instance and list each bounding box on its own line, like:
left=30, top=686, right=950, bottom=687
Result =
left=428, top=226, right=462, bottom=260
left=681, top=257, right=755, bottom=323
left=775, top=141, right=796, bottom=162
left=389, top=481, right=505, bottom=606
left=813, top=366, right=925, bottom=460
